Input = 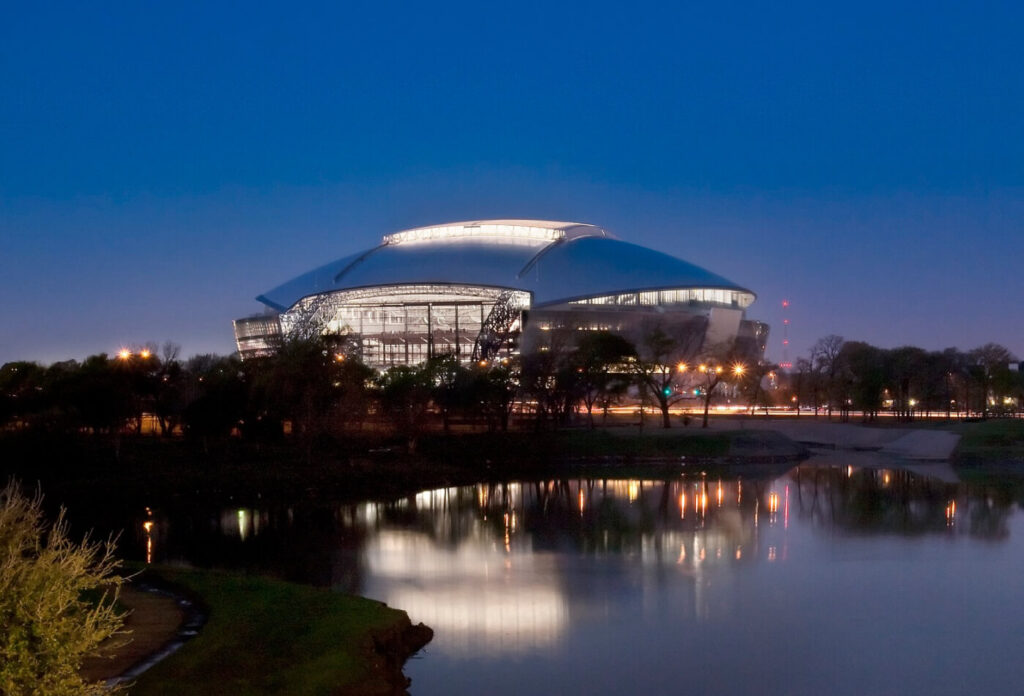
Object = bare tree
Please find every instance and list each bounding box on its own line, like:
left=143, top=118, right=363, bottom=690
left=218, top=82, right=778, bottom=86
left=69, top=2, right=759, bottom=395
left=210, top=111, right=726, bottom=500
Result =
left=811, top=335, right=845, bottom=420
left=629, top=317, right=706, bottom=428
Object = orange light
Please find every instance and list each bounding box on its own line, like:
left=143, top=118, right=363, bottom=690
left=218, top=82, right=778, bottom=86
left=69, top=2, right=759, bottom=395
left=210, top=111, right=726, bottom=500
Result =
left=139, top=349, right=151, bottom=359
left=732, top=364, right=745, bottom=376
left=677, top=362, right=688, bottom=372
left=118, top=349, right=131, bottom=360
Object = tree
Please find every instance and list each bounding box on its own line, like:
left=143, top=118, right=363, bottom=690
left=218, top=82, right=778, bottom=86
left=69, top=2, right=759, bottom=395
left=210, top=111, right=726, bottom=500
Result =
left=810, top=335, right=845, bottom=419
left=376, top=363, right=434, bottom=451
left=519, top=326, right=577, bottom=430
left=887, top=346, right=928, bottom=421
left=630, top=318, right=706, bottom=428
left=570, top=331, right=636, bottom=428
left=0, top=362, right=46, bottom=429
left=692, top=341, right=749, bottom=428
left=738, top=361, right=778, bottom=416
left=839, top=341, right=886, bottom=421
left=0, top=481, right=126, bottom=696
left=182, top=353, right=249, bottom=451
left=969, top=343, right=1017, bottom=418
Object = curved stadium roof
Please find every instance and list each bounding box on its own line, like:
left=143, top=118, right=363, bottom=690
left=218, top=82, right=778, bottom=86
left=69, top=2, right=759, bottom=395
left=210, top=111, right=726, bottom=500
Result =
left=257, top=219, right=753, bottom=312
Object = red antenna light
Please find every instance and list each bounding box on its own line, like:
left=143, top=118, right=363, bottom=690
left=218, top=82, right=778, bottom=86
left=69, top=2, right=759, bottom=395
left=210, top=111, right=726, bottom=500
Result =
left=780, top=299, right=792, bottom=369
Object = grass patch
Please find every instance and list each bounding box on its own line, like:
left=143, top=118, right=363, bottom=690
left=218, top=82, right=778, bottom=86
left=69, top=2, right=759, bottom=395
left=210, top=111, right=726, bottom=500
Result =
left=418, top=428, right=731, bottom=462
left=130, top=568, right=416, bottom=696
left=952, top=419, right=1024, bottom=459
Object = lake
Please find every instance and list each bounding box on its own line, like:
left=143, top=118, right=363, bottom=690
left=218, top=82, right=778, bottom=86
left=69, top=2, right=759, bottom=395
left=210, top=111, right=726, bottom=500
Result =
left=129, top=457, right=1024, bottom=695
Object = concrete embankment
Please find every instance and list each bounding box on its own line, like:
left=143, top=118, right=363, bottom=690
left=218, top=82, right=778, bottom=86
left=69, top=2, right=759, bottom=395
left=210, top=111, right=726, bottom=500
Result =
left=709, top=418, right=961, bottom=461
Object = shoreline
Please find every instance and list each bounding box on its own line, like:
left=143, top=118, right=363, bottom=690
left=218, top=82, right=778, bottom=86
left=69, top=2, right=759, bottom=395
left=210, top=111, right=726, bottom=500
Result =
left=47, top=418, right=1020, bottom=692
left=6, top=419, right=1020, bottom=522
left=111, top=568, right=432, bottom=696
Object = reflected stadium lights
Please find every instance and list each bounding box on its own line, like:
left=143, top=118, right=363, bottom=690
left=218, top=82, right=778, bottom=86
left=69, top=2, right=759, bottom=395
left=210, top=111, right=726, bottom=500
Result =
left=142, top=517, right=154, bottom=564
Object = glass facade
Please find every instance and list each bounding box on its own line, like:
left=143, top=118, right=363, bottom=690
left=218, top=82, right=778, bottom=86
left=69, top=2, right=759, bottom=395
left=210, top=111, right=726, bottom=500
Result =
left=568, top=287, right=755, bottom=309
left=232, top=315, right=283, bottom=359
left=280, top=284, right=530, bottom=369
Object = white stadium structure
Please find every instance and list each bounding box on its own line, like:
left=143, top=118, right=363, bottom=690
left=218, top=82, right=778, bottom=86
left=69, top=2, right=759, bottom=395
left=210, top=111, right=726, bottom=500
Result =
left=233, top=219, right=768, bottom=368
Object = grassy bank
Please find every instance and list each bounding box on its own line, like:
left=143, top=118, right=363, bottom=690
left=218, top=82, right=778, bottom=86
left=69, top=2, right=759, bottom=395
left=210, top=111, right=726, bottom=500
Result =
left=951, top=419, right=1024, bottom=460
left=130, top=568, right=430, bottom=696
left=416, top=427, right=732, bottom=461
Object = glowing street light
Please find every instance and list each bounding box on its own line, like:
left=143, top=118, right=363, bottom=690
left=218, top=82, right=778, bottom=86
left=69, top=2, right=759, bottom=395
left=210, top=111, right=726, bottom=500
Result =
left=118, top=349, right=131, bottom=360
left=677, top=362, right=688, bottom=373
left=139, top=349, right=152, bottom=359
left=732, top=363, right=746, bottom=377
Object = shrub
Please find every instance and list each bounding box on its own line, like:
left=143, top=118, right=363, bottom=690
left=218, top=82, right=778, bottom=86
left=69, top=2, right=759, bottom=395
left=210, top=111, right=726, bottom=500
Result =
left=0, top=481, right=126, bottom=696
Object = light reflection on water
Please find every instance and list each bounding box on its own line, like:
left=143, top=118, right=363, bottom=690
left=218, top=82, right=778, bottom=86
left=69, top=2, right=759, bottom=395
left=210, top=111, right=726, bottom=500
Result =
left=134, top=460, right=1024, bottom=695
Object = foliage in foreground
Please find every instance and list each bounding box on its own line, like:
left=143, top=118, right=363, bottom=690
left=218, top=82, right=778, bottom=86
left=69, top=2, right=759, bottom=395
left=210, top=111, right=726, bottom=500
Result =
left=0, top=481, right=125, bottom=696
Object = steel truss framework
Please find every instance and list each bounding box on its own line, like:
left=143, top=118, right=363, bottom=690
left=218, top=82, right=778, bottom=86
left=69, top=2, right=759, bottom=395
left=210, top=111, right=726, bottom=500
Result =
left=280, top=284, right=530, bottom=369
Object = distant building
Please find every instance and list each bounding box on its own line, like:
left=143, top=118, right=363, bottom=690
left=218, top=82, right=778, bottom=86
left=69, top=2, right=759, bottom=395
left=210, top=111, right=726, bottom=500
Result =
left=234, top=219, right=768, bottom=368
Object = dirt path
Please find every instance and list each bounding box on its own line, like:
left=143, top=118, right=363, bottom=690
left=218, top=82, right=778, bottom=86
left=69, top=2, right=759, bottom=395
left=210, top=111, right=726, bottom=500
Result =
left=80, top=587, right=185, bottom=683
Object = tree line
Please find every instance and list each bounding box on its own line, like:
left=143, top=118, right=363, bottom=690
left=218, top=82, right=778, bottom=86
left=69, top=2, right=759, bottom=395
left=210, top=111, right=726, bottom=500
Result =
left=785, top=335, right=1023, bottom=422
left=2, top=329, right=1020, bottom=452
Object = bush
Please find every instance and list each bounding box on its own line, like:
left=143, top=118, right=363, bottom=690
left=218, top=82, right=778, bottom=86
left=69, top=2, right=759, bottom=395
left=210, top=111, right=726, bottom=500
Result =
left=0, top=481, right=126, bottom=696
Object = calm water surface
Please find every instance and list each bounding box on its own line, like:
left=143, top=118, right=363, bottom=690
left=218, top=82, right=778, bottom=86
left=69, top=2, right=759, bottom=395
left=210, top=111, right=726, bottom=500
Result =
left=129, top=458, right=1024, bottom=695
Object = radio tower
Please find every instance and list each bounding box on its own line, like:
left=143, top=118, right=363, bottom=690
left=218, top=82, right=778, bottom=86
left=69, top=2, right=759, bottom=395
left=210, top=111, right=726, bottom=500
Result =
left=780, top=299, right=792, bottom=369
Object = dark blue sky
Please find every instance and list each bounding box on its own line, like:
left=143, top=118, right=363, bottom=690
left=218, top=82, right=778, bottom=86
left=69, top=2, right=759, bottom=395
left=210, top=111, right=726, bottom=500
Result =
left=2, top=1, right=1022, bottom=364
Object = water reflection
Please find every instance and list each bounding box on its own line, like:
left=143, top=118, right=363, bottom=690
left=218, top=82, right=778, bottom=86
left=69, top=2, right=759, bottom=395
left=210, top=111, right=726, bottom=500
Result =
left=125, top=459, right=1024, bottom=695
left=132, top=460, right=1021, bottom=584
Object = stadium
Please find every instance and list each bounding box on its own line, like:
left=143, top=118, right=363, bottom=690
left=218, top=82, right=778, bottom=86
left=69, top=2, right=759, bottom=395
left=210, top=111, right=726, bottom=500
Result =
left=233, top=220, right=767, bottom=368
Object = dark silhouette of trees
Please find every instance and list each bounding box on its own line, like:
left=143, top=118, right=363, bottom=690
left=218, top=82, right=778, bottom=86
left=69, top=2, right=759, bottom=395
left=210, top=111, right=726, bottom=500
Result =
left=693, top=341, right=749, bottom=428
left=969, top=343, right=1017, bottom=418
left=811, top=335, right=845, bottom=419
left=570, top=331, right=636, bottom=428
left=630, top=318, right=705, bottom=428
left=2, top=328, right=1020, bottom=449
left=250, top=334, right=371, bottom=456
left=376, top=362, right=434, bottom=452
